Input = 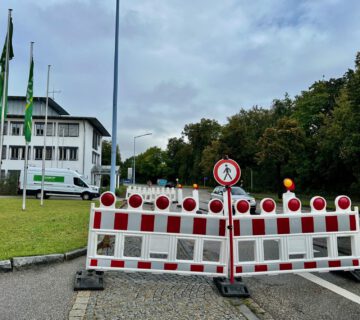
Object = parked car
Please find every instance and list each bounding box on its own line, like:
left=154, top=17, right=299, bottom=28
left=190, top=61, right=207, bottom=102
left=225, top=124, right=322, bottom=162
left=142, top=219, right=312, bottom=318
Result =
left=165, top=181, right=176, bottom=188
left=210, top=186, right=257, bottom=214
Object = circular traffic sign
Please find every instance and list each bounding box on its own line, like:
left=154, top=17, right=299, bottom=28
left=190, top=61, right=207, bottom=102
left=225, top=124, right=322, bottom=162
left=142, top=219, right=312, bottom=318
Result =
left=213, top=159, right=241, bottom=186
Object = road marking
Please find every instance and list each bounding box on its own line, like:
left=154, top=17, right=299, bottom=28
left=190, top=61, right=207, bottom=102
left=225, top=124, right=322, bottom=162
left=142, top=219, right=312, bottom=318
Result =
left=298, top=272, right=360, bottom=305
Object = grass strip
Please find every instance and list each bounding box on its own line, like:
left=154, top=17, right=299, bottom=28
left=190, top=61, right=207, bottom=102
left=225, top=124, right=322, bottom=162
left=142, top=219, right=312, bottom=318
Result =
left=0, top=198, right=93, bottom=260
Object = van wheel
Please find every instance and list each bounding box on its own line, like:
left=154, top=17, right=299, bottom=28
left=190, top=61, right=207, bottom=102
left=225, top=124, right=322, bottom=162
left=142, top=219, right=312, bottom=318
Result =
left=82, top=192, right=90, bottom=200
left=35, top=191, right=42, bottom=199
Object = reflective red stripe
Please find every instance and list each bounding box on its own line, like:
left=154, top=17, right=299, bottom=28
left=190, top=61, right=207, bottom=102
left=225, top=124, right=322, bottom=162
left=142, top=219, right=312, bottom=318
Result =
left=325, top=216, right=338, bottom=232
left=277, top=218, right=290, bottom=234
left=349, top=215, right=356, bottom=231
left=90, top=259, right=98, bottom=267
left=114, top=213, right=128, bottom=230
left=164, top=263, right=178, bottom=270
left=138, top=262, right=151, bottom=269
left=93, top=212, right=102, bottom=229
left=141, top=215, right=155, bottom=232
left=190, top=265, right=204, bottom=272
left=255, top=265, right=267, bottom=272
left=219, top=220, right=226, bottom=236
left=111, top=260, right=124, bottom=268
left=304, top=261, right=317, bottom=269
left=301, top=217, right=314, bottom=233
left=328, top=260, right=341, bottom=268
left=193, top=218, right=207, bottom=235
left=280, top=263, right=292, bottom=270
left=233, top=220, right=240, bottom=236
left=167, top=216, right=181, bottom=233
left=252, top=219, right=265, bottom=235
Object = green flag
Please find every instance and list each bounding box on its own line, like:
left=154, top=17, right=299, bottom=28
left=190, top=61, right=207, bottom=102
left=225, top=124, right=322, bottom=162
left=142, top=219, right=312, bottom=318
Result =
left=0, top=16, right=14, bottom=121
left=24, top=58, right=34, bottom=143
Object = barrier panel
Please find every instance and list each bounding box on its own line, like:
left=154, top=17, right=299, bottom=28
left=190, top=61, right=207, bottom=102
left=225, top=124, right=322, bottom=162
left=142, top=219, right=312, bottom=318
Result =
left=232, top=195, right=360, bottom=276
left=83, top=185, right=360, bottom=295
left=126, top=185, right=178, bottom=203
left=86, top=192, right=228, bottom=277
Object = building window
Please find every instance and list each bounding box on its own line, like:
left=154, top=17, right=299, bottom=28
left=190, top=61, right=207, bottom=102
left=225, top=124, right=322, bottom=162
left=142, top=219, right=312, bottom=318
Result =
left=34, top=146, right=54, bottom=160
left=1, top=145, right=6, bottom=159
left=92, top=151, right=100, bottom=165
left=58, top=123, right=79, bottom=137
left=34, top=147, right=42, bottom=160
left=2, top=122, right=8, bottom=135
left=92, top=131, right=101, bottom=150
left=35, top=123, right=44, bottom=136
left=58, top=147, right=78, bottom=161
left=10, top=122, right=23, bottom=136
left=69, top=147, right=78, bottom=161
left=10, top=146, right=25, bottom=160
left=35, top=122, right=54, bottom=136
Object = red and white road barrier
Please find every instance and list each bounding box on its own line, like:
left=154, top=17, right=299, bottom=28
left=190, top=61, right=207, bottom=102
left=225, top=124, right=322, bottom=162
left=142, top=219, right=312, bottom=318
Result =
left=232, top=195, right=360, bottom=276
left=86, top=192, right=228, bottom=277
left=86, top=191, right=360, bottom=281
left=126, top=186, right=177, bottom=203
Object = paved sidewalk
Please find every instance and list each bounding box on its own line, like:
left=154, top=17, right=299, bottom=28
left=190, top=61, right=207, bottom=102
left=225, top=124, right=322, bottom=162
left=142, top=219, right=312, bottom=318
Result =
left=82, top=272, right=255, bottom=320
left=70, top=189, right=273, bottom=320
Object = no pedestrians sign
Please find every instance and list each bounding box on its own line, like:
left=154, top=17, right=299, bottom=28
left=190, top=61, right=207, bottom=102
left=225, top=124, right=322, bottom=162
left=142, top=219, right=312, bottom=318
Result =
left=213, top=159, right=241, bottom=186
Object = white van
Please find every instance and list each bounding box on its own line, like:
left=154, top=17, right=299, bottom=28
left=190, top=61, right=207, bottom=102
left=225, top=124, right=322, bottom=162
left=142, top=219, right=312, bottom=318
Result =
left=19, top=167, right=100, bottom=200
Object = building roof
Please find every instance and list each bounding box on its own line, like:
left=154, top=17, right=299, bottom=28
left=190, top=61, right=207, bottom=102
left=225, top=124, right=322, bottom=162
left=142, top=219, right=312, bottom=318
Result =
left=9, top=96, right=69, bottom=115
left=7, top=115, right=111, bottom=137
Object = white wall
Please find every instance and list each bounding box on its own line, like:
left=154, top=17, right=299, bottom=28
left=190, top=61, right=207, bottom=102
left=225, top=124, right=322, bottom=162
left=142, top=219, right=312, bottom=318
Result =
left=2, top=117, right=102, bottom=186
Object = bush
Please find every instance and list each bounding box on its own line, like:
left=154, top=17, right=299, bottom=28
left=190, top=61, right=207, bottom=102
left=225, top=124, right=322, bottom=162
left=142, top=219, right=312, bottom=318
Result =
left=0, top=174, right=19, bottom=195
left=99, top=185, right=127, bottom=198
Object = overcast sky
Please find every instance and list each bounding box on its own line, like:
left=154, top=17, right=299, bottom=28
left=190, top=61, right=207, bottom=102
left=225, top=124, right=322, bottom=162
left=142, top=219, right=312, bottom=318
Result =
left=1, top=0, right=360, bottom=159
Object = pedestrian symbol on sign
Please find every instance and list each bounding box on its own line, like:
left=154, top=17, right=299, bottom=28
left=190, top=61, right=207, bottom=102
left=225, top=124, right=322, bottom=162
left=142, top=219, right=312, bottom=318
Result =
left=223, top=165, right=233, bottom=180
left=213, top=158, right=241, bottom=187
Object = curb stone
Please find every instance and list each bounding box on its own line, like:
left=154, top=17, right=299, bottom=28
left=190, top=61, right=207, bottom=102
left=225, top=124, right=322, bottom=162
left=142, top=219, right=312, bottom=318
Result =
left=0, top=259, right=12, bottom=272
left=65, top=248, right=87, bottom=261
left=13, top=254, right=64, bottom=269
left=1, top=246, right=88, bottom=272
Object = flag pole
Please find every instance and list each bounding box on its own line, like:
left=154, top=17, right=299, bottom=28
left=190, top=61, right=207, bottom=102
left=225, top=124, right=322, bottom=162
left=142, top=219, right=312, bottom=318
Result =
left=40, top=65, right=50, bottom=206
left=22, top=42, right=34, bottom=211
left=0, top=9, right=12, bottom=180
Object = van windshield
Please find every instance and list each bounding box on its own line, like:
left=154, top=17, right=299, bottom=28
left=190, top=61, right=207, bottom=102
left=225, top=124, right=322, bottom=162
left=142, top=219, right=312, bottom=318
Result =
left=74, top=177, right=88, bottom=188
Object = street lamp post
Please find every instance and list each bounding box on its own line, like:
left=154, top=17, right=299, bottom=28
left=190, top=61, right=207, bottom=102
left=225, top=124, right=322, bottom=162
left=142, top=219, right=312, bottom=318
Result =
left=133, top=133, right=152, bottom=185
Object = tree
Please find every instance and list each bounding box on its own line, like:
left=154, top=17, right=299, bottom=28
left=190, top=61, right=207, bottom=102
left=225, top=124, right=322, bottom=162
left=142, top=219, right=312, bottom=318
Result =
left=182, top=118, right=221, bottom=181
left=135, top=147, right=169, bottom=183
left=257, top=118, right=305, bottom=197
left=101, top=140, right=121, bottom=165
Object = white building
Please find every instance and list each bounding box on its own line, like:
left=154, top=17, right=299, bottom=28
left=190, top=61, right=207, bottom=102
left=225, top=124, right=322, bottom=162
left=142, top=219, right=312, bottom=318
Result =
left=1, top=96, right=112, bottom=186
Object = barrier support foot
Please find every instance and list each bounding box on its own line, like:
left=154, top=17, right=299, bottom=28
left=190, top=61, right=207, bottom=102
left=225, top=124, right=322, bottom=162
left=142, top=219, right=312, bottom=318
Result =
left=74, top=270, right=104, bottom=291
left=213, top=277, right=250, bottom=297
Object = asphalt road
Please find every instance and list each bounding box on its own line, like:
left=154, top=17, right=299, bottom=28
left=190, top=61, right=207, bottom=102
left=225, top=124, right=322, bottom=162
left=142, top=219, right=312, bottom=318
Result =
left=0, top=257, right=85, bottom=320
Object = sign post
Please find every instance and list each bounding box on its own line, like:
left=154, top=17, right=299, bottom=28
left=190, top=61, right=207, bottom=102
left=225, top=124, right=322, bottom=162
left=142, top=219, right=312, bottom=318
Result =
left=213, top=157, right=249, bottom=297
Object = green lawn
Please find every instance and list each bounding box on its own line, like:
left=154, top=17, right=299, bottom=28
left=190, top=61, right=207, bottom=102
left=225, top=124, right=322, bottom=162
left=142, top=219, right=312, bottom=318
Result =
left=0, top=198, right=93, bottom=260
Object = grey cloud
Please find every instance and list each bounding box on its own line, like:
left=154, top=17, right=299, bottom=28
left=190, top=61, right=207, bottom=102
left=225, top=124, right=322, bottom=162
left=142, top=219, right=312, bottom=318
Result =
left=1, top=0, right=360, bottom=159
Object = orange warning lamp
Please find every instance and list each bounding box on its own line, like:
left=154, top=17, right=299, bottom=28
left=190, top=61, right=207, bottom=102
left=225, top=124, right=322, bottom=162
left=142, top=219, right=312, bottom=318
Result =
left=283, top=178, right=295, bottom=191
left=193, top=184, right=199, bottom=190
